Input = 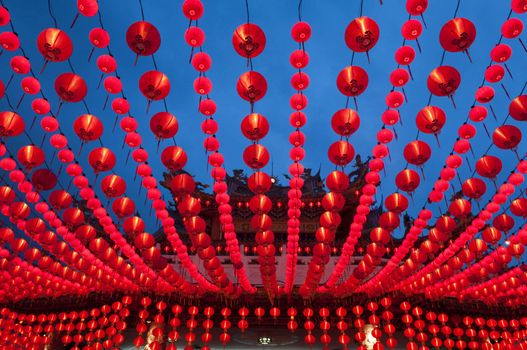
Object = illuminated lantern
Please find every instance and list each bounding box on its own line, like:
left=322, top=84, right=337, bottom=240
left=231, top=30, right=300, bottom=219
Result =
left=415, top=106, right=446, bottom=135
left=31, top=169, right=57, bottom=191
left=236, top=71, right=267, bottom=102
left=493, top=214, right=514, bottom=233
left=88, top=147, right=116, bottom=173
left=512, top=0, right=527, bottom=13
left=449, top=198, right=471, bottom=218
left=475, top=86, right=495, bottom=103
left=476, top=155, right=502, bottom=179
left=0, top=186, right=15, bottom=206
left=182, top=0, right=204, bottom=20
left=150, top=112, right=178, bottom=139
left=0, top=111, right=25, bottom=138
left=139, top=71, right=170, bottom=111
left=401, top=19, right=423, bottom=41
left=63, top=207, right=85, bottom=229
left=395, top=169, right=420, bottom=193
left=502, top=18, right=523, bottom=38
left=232, top=23, right=266, bottom=58
left=510, top=198, right=527, bottom=217
left=123, top=216, right=145, bottom=237
left=17, top=145, right=45, bottom=170
left=336, top=66, right=368, bottom=97
left=101, top=175, right=126, bottom=198
left=135, top=233, right=155, bottom=250
left=0, top=6, right=11, bottom=26
left=385, top=193, right=409, bottom=214
left=461, top=178, right=486, bottom=200
left=328, top=141, right=355, bottom=166
left=482, top=227, right=501, bottom=245
left=241, top=113, right=269, bottom=140
left=161, top=146, right=187, bottom=171
left=170, top=173, right=196, bottom=196
left=243, top=144, right=270, bottom=169
left=403, top=140, right=431, bottom=166
left=390, top=68, right=410, bottom=87
left=427, top=66, right=461, bottom=101
left=49, top=190, right=72, bottom=210
left=191, top=52, right=211, bottom=72
left=406, top=0, right=428, bottom=15
left=9, top=202, right=30, bottom=220
left=509, top=95, right=527, bottom=122
left=492, top=125, right=521, bottom=150
left=439, top=18, right=476, bottom=54
left=54, top=73, right=88, bottom=103
left=113, top=197, right=135, bottom=218
left=490, top=44, right=512, bottom=63
left=331, top=109, right=360, bottom=137
left=73, top=114, right=103, bottom=142
left=0, top=31, right=19, bottom=51
left=36, top=28, right=73, bottom=69
left=185, top=26, right=205, bottom=47
left=89, top=27, right=109, bottom=49
left=290, top=49, right=309, bottom=68
left=292, top=21, right=312, bottom=42
left=96, top=54, right=117, bottom=74
left=248, top=172, right=272, bottom=194
left=345, top=17, right=380, bottom=54
left=126, top=21, right=161, bottom=61
left=379, top=212, right=400, bottom=232
left=395, top=46, right=416, bottom=65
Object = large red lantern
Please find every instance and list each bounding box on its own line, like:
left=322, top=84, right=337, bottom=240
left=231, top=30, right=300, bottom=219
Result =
left=509, top=95, right=527, bottom=121
left=449, top=198, right=471, bottom=218
left=510, top=198, right=527, bottom=217
left=336, top=66, right=368, bottom=97
left=126, top=21, right=161, bottom=60
left=243, top=144, right=270, bottom=169
left=31, top=169, right=57, bottom=191
left=73, top=114, right=103, bottom=142
left=328, top=140, right=355, bottom=166
left=232, top=23, right=266, bottom=58
left=54, top=73, right=88, bottom=103
left=331, top=109, right=360, bottom=137
left=49, top=190, right=72, bottom=210
left=88, top=147, right=116, bottom=173
left=403, top=140, right=431, bottom=166
left=345, top=17, right=380, bottom=54
left=241, top=113, right=269, bottom=140
left=17, top=145, right=45, bottom=170
left=161, top=146, right=187, bottom=171
left=427, top=66, right=461, bottom=98
left=461, top=178, right=486, bottom=200
left=236, top=71, right=267, bottom=102
left=0, top=111, right=25, bottom=138
left=476, top=155, right=502, bottom=179
left=492, top=125, right=521, bottom=150
left=139, top=71, right=171, bottom=107
left=396, top=169, right=420, bottom=193
left=385, top=193, right=409, bottom=214
left=101, top=175, right=126, bottom=198
left=150, top=112, right=178, bottom=140
left=112, top=197, right=135, bottom=219
left=36, top=28, right=73, bottom=68
left=415, top=106, right=446, bottom=135
left=439, top=18, right=476, bottom=54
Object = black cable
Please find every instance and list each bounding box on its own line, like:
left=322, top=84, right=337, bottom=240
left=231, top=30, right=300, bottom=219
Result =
left=298, top=0, right=303, bottom=22
left=138, top=0, right=145, bottom=20
left=47, top=0, right=59, bottom=27
left=453, top=0, right=461, bottom=18
left=245, top=0, right=250, bottom=24
left=359, top=0, right=364, bottom=17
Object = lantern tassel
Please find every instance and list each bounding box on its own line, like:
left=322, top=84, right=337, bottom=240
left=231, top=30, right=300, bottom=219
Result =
left=366, top=50, right=371, bottom=64
left=402, top=87, right=409, bottom=103
left=415, top=39, right=422, bottom=53
left=482, top=122, right=490, bottom=138
left=5, top=73, right=14, bottom=89
left=434, top=134, right=441, bottom=147
left=514, top=149, right=521, bottom=162
left=146, top=100, right=151, bottom=114
left=519, top=38, right=527, bottom=53
left=134, top=54, right=139, bottom=66
left=501, top=83, right=511, bottom=99
left=465, top=156, right=472, bottom=172
left=40, top=134, right=46, bottom=148
left=113, top=115, right=118, bottom=132
left=29, top=115, right=37, bottom=130
left=97, top=73, right=104, bottom=89
left=77, top=142, right=85, bottom=157
left=492, top=178, right=498, bottom=191
left=126, top=149, right=131, bottom=164
left=16, top=94, right=25, bottom=109
left=489, top=104, right=497, bottom=120
left=87, top=47, right=95, bottom=62
left=408, top=65, right=414, bottom=80
left=399, top=112, right=404, bottom=126
left=39, top=60, right=49, bottom=74
left=457, top=172, right=463, bottom=187
left=70, top=13, right=79, bottom=28
left=420, top=14, right=427, bottom=28
left=56, top=101, right=63, bottom=117
left=449, top=95, right=457, bottom=109
left=103, top=95, right=109, bottom=110
left=419, top=166, right=426, bottom=181
left=504, top=63, right=513, bottom=79
left=393, top=127, right=398, bottom=140
left=188, top=46, right=195, bottom=64
left=464, top=49, right=473, bottom=63
left=353, top=97, right=359, bottom=111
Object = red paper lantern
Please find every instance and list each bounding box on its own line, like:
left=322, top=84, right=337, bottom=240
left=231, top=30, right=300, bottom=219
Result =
left=395, top=169, right=420, bottom=193
left=331, top=109, right=361, bottom=136
left=427, top=66, right=461, bottom=97
left=509, top=95, right=527, bottom=122
left=55, top=73, right=88, bottom=103
left=139, top=71, right=170, bottom=101
left=241, top=113, right=269, bottom=140
left=403, top=140, right=431, bottom=166
left=126, top=21, right=161, bottom=57
left=37, top=28, right=73, bottom=62
left=439, top=18, right=476, bottom=52
left=476, top=155, right=502, bottom=179
left=0, top=111, right=25, bottom=138
left=161, top=146, right=187, bottom=171
left=345, top=16, right=380, bottom=53
left=17, top=145, right=45, bottom=170
left=88, top=147, right=116, bottom=173
left=415, top=106, right=446, bottom=135
left=492, top=125, right=521, bottom=150
left=150, top=112, right=178, bottom=139
left=232, top=23, right=266, bottom=58
left=336, top=66, right=368, bottom=97
left=236, top=71, right=267, bottom=102
left=74, top=114, right=103, bottom=142
left=462, top=178, right=487, bottom=200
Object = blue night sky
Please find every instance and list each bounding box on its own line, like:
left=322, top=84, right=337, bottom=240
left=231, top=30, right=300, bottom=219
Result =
left=0, top=0, right=525, bottom=259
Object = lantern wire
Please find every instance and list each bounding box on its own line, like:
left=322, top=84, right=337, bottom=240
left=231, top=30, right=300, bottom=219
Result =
left=359, top=0, right=364, bottom=17
left=453, top=0, right=462, bottom=18
left=245, top=0, right=250, bottom=24
left=138, top=0, right=146, bottom=21
left=47, top=0, right=59, bottom=28
left=298, top=0, right=303, bottom=22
